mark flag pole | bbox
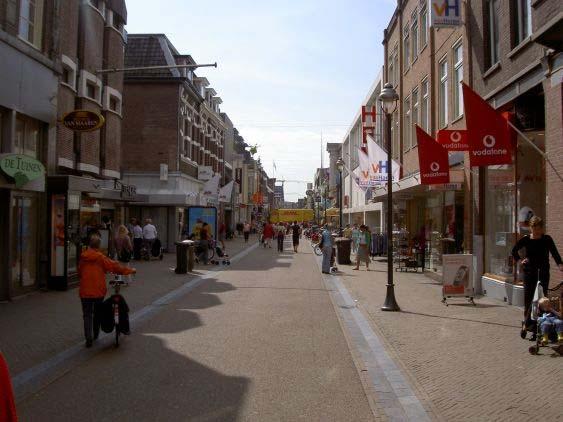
[507,120,563,182]
[507,120,546,158]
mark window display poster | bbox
[186,206,217,239]
[51,195,66,277]
[442,254,474,297]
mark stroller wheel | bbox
[528,345,539,355]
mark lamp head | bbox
[378,82,399,115]
[336,157,344,172]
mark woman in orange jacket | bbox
[79,235,136,347]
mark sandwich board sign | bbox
[442,254,475,305]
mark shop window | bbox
[15,115,40,159]
[484,133,545,281]
[453,42,463,119]
[439,57,448,128]
[18,0,44,49]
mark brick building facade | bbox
[379,0,471,276]
[467,0,563,301]
[47,0,133,290]
[121,34,230,250]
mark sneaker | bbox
[558,332,563,343]
[540,334,549,346]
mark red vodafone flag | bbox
[416,125,450,185]
[437,130,469,151]
[462,83,513,166]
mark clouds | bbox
[126,0,395,200]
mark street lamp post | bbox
[336,157,344,236]
[323,186,328,225]
[379,83,400,312]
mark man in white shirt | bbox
[131,218,143,260]
[142,219,158,253]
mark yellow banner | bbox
[270,209,315,223]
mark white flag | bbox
[357,149,375,188]
[367,136,400,184]
[218,180,234,203]
[202,174,220,197]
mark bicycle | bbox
[108,274,130,348]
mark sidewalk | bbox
[334,258,562,421]
[0,235,253,377]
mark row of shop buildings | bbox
[326,0,562,305]
[0,0,273,300]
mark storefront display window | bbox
[484,133,545,282]
[11,193,37,290]
[51,195,66,277]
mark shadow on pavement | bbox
[18,276,250,422]
[400,310,521,329]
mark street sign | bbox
[0,154,45,188]
[62,110,105,132]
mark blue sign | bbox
[186,206,217,239]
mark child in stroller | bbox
[140,238,164,261]
[527,281,563,355]
[537,297,563,345]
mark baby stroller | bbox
[527,280,563,355]
[141,238,164,261]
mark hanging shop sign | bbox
[430,0,462,28]
[62,110,105,132]
[0,154,45,188]
[198,166,213,181]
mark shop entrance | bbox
[10,193,38,294]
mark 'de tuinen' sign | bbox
[62,110,105,132]
[0,154,45,188]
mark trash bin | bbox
[175,240,194,274]
[335,237,352,265]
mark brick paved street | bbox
[336,258,563,422]
[0,236,252,377]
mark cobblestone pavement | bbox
[0,236,252,376]
[336,258,562,422]
[16,240,374,421]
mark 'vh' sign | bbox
[430,0,462,27]
[361,105,376,151]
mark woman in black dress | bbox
[512,216,563,322]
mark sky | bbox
[126,0,396,201]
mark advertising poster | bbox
[187,206,217,239]
[51,195,66,277]
[442,254,473,297]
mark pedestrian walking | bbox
[243,221,251,243]
[263,221,274,248]
[131,218,143,260]
[354,225,371,271]
[320,224,333,274]
[78,235,135,348]
[142,218,158,252]
[290,220,301,253]
[276,222,286,252]
[198,222,210,265]
[0,351,17,422]
[511,216,563,325]
[351,224,360,254]
[114,224,133,284]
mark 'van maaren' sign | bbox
[0,154,45,188]
[62,110,105,132]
